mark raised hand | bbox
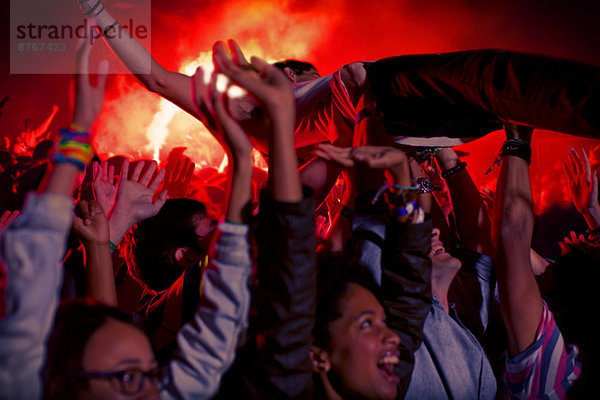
[72,38,109,131]
[92,160,117,215]
[212,40,295,129]
[112,159,167,223]
[564,147,600,230]
[72,199,109,245]
[212,39,299,202]
[163,155,195,199]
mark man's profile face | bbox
[294,68,320,83]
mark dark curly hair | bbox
[313,251,384,348]
[121,198,209,292]
[273,59,318,75]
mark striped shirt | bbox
[502,302,582,399]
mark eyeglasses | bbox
[78,366,169,395]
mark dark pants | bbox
[366,50,599,140]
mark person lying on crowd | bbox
[0,39,253,400]
[493,124,585,398]
[75,1,600,178]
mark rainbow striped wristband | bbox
[52,128,94,170]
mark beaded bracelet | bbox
[52,128,94,171]
[441,161,467,179]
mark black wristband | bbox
[441,161,467,179]
[501,138,531,164]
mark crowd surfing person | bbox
[76,0,599,154]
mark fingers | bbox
[315,143,354,167]
[213,86,235,130]
[149,168,166,192]
[581,147,592,182]
[140,161,157,186]
[76,37,92,78]
[102,159,109,181]
[130,160,144,181]
[154,189,168,210]
[213,41,261,93]
[0,210,10,225]
[93,161,101,181]
[213,41,232,75]
[184,160,195,184]
[562,161,574,181]
[96,59,110,92]
[75,200,92,225]
[228,39,250,67]
[120,159,130,183]
[191,66,206,115]
[568,147,583,175]
[108,165,114,185]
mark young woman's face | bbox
[326,283,401,400]
[80,318,160,400]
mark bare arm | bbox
[73,200,117,305]
[493,125,543,357]
[78,3,199,120]
[437,147,493,255]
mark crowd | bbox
[1,2,600,400]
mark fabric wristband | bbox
[394,200,418,217]
[52,128,94,171]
